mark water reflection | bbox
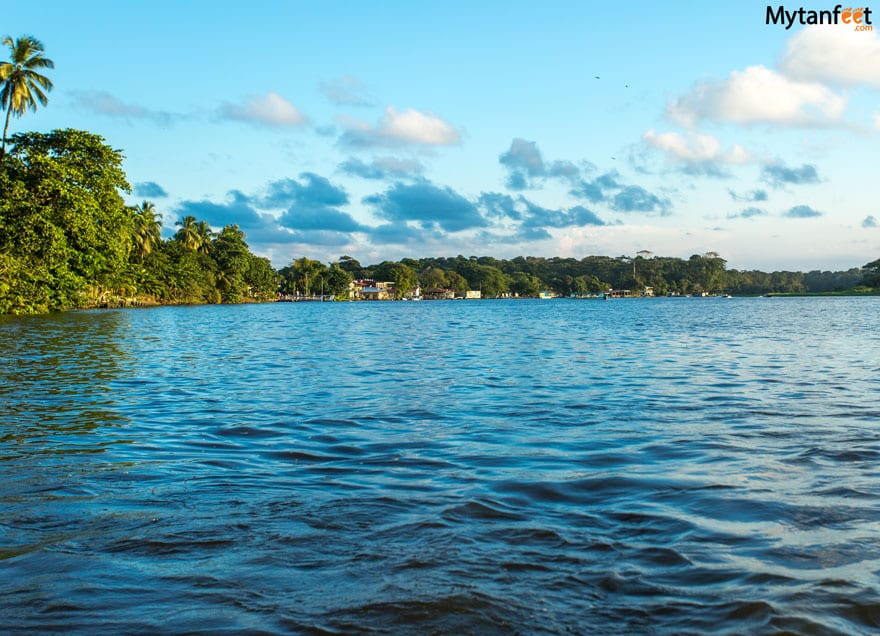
[0,309,132,455]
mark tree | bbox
[174,215,201,250]
[245,255,278,300]
[509,271,541,297]
[154,239,218,304]
[1,35,54,159]
[288,257,327,296]
[418,266,449,290]
[325,263,353,299]
[863,258,880,288]
[445,271,468,297]
[456,261,509,297]
[212,225,250,302]
[130,200,162,263]
[372,261,418,298]
[0,129,132,311]
[389,263,418,298]
[195,220,214,253]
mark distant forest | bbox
[280,253,879,300]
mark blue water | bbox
[2,298,880,634]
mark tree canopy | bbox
[0,129,277,313]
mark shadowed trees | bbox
[863,259,880,288]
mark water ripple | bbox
[2,298,880,633]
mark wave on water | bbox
[1,298,879,633]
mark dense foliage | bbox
[296,254,878,299]
[0,129,276,314]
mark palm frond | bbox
[0,34,54,125]
[25,57,53,70]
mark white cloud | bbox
[222,92,307,126]
[643,130,751,164]
[339,106,462,147]
[782,23,880,88]
[380,106,461,145]
[668,65,847,127]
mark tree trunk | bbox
[1,103,12,159]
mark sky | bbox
[5,0,880,271]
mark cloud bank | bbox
[781,23,880,88]
[668,65,846,128]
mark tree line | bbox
[278,253,878,300]
[0,127,875,314]
[0,129,277,313]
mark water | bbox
[2,297,879,634]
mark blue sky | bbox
[6,1,880,270]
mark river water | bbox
[1,297,879,634]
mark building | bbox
[350,279,396,300]
[423,287,455,300]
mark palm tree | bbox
[131,201,163,262]
[174,215,201,250]
[195,220,214,253]
[0,35,54,159]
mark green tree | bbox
[195,220,214,253]
[325,262,353,299]
[245,255,278,300]
[445,270,468,297]
[1,35,54,159]
[390,263,418,298]
[130,200,162,263]
[419,266,449,290]
[456,260,509,297]
[155,240,218,304]
[174,215,201,250]
[0,129,132,311]
[289,257,327,296]
[372,261,418,298]
[212,224,249,302]
[862,258,880,288]
[337,255,363,277]
[509,271,541,297]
